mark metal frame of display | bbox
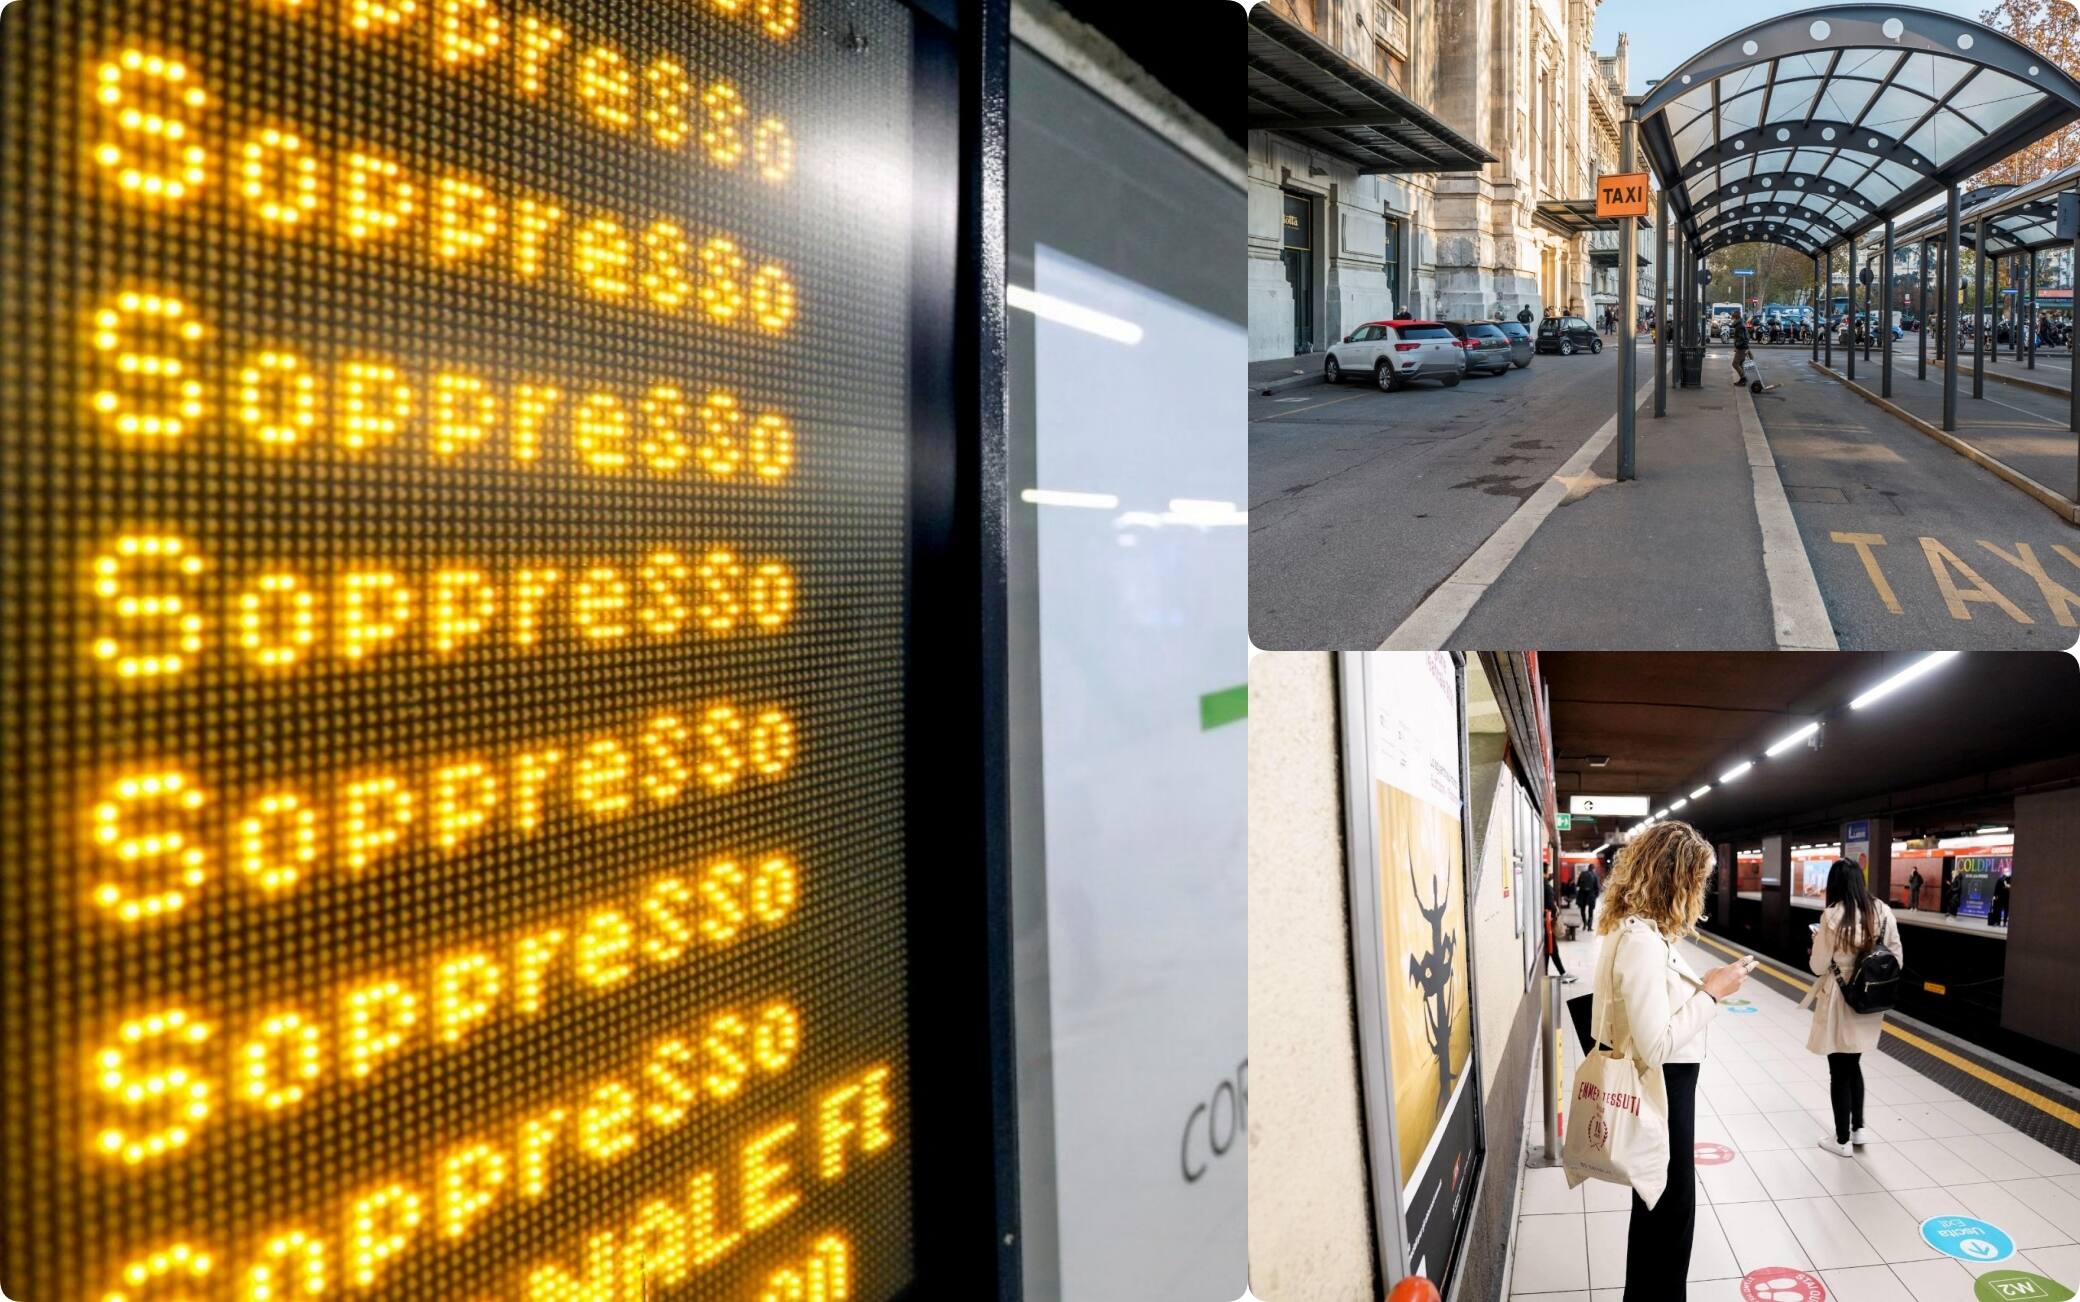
[901,0,1023,1297]
[1337,652,1487,1292]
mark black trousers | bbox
[1828,1052,1865,1143]
[1624,1062,1698,1302]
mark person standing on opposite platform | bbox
[1905,865,1922,910]
[1593,822,1755,1302]
[1805,860,1903,1156]
[1989,872,2011,927]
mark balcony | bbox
[1373,0,1409,58]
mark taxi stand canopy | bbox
[1631,5,2080,465]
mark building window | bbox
[1382,214,1403,306]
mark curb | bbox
[1926,354,2071,401]
[1810,361,2080,525]
[1254,370,1325,396]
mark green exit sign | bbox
[1557,814,1572,831]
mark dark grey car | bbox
[1497,320,1534,369]
[1443,321,1514,376]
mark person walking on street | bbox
[1730,313,1752,385]
[1905,866,1922,911]
[1518,303,1535,328]
[1804,860,1903,1156]
[1989,873,2011,927]
[1593,821,1754,1301]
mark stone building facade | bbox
[1249,0,1653,360]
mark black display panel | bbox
[0,0,941,1296]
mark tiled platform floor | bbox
[1510,931,2080,1301]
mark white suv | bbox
[1324,320,1467,391]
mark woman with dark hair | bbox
[1805,859,1903,1156]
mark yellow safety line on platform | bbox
[1691,932,2080,1130]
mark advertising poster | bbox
[1368,653,1479,1284]
[1953,857,2012,919]
[1844,820,1872,880]
[1799,858,1832,899]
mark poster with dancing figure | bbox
[1364,652,1480,1285]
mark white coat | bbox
[1802,901,1903,1056]
[1594,916,1716,1068]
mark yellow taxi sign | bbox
[1596,172,1652,218]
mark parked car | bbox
[1535,315,1603,356]
[1324,320,1466,390]
[1497,320,1534,368]
[1442,320,1515,376]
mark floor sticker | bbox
[1740,1265,1826,1301]
[1695,1142,1738,1165]
[1975,1272,2075,1301]
[1724,1003,1759,1014]
[1922,1215,2016,1263]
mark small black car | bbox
[1535,316,1603,356]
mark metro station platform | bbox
[1737,893,2013,939]
[1510,930,2080,1302]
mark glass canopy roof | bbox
[1638,6,2080,259]
[1893,162,2080,256]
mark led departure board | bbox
[0,0,939,1296]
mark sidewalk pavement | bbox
[1818,354,2080,522]
[1387,344,1832,650]
[1250,351,1328,395]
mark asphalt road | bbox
[1248,341,1629,649]
[1753,358,2080,648]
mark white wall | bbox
[1247,652,1374,1301]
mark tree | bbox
[1973,1,2080,188]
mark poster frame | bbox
[1337,652,1488,1291]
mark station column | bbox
[1714,840,1737,931]
[1840,816,1894,908]
[2006,788,2080,1056]
[1759,834,1792,950]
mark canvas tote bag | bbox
[1562,928,1672,1209]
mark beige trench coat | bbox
[1801,901,1904,1055]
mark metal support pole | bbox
[1918,238,1929,380]
[1618,111,1638,481]
[2028,252,2037,371]
[1655,189,1668,417]
[2070,217,2079,441]
[1542,972,1562,1162]
[1944,183,1960,431]
[1846,233,1857,381]
[1812,256,1820,361]
[1824,246,1834,369]
[1882,219,1894,398]
[1974,217,1987,400]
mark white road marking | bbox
[1381,376,1653,650]
[1737,387,1839,650]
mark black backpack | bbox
[1836,912,1901,1013]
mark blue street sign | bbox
[1734,269,1755,276]
[1922,1216,2016,1263]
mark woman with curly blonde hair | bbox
[1592,821,1757,1300]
